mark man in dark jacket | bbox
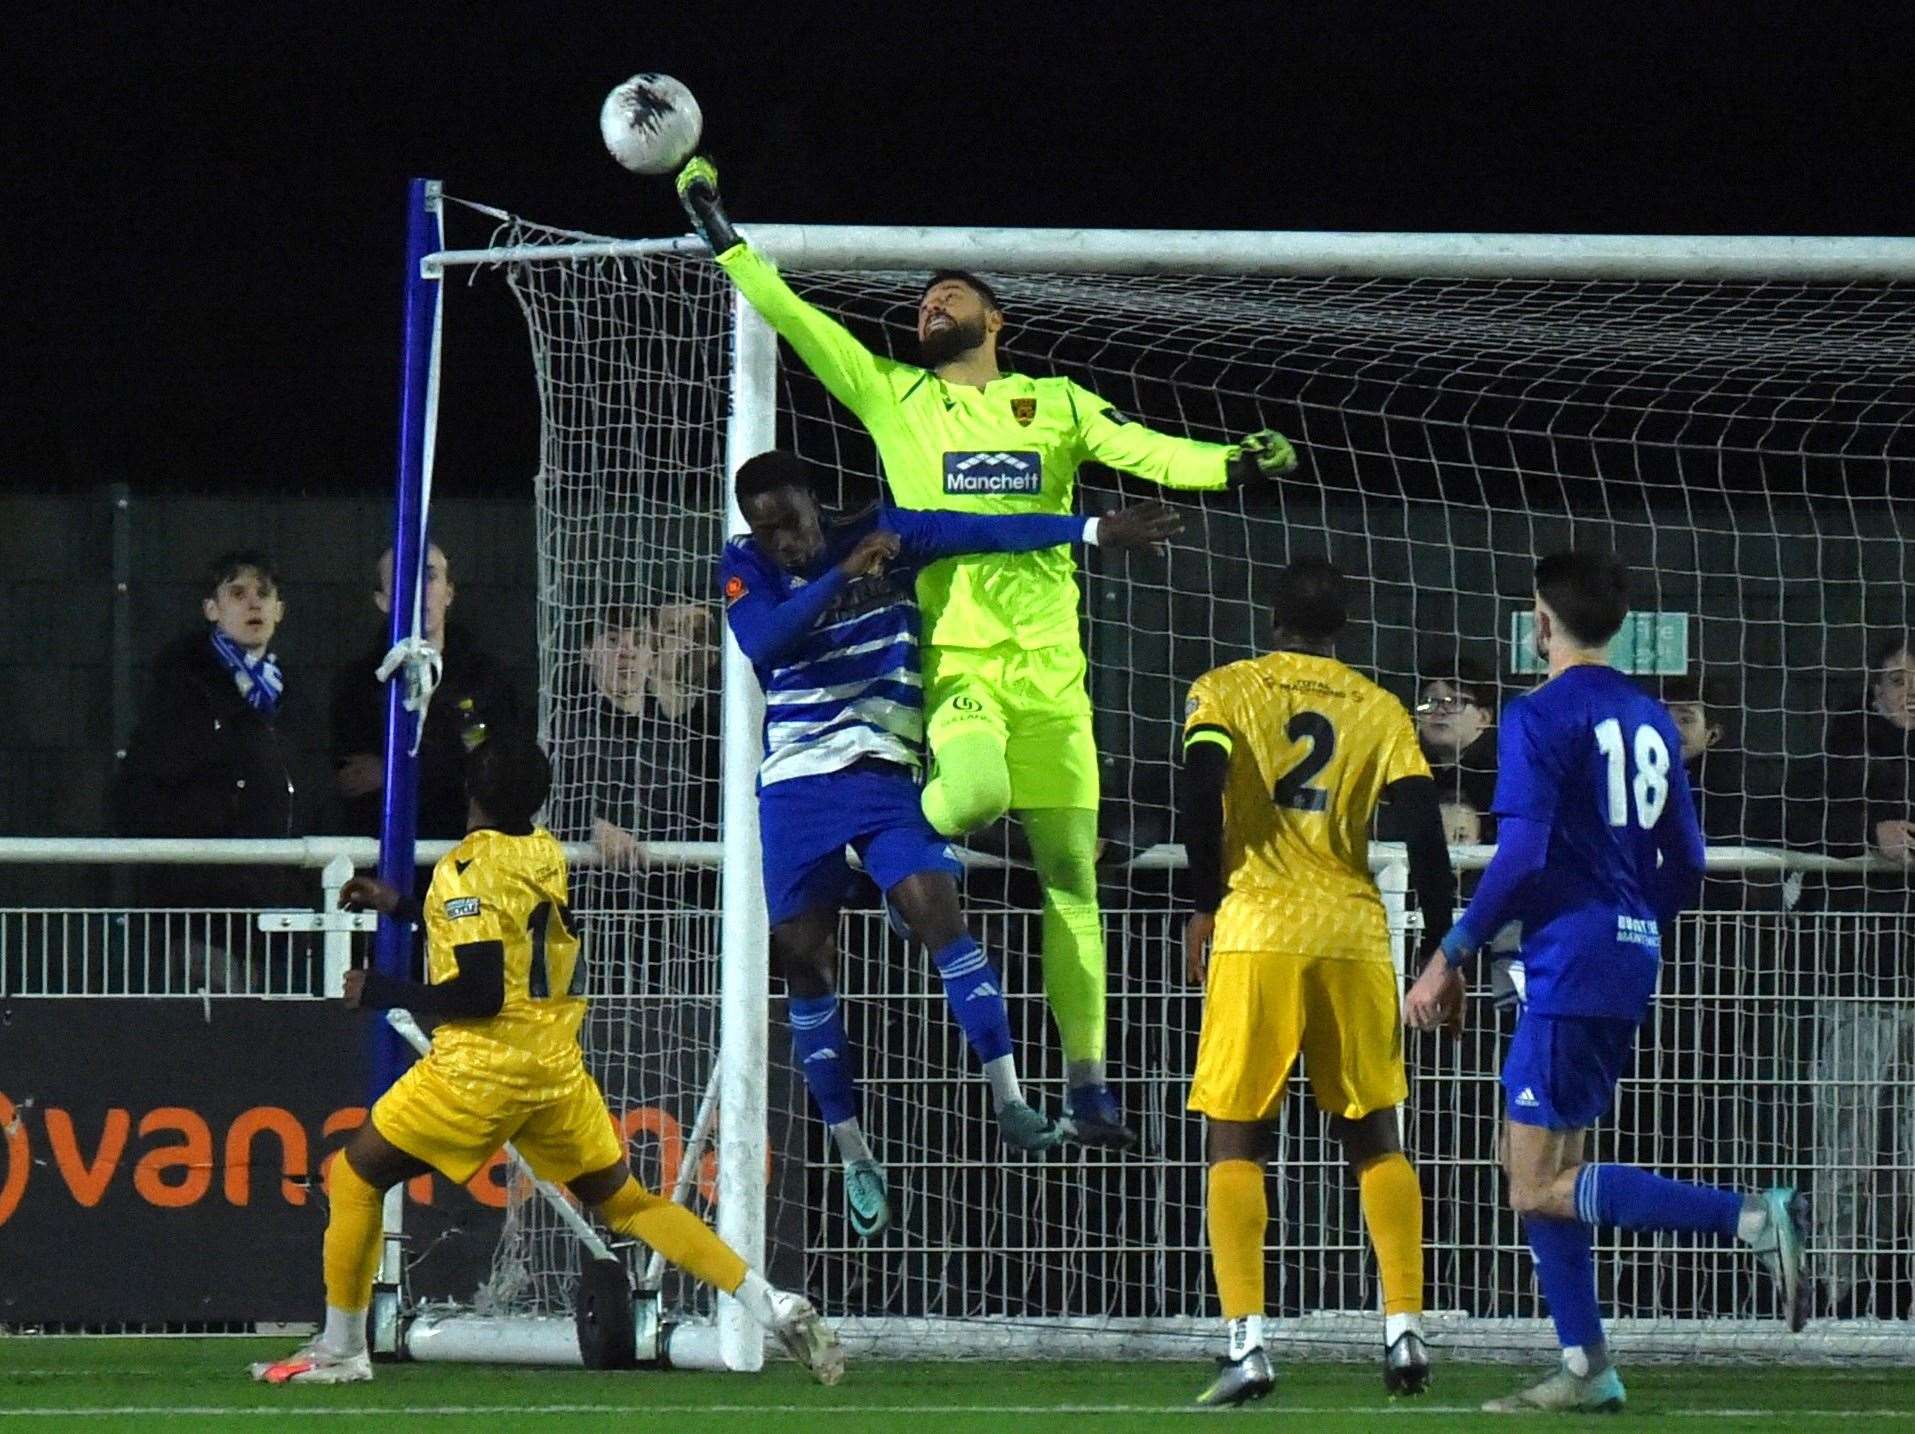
[330,542,523,841]
[114,551,303,973]
[1805,633,1915,1317]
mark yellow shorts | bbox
[1187,952,1407,1122]
[371,1054,625,1187]
[923,643,1099,810]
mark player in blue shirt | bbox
[722,449,1180,1238]
[1405,550,1809,1414]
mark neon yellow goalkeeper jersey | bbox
[718,243,1232,650]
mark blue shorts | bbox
[758,762,961,927]
[1502,1011,1638,1131]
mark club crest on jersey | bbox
[445,897,481,919]
[723,575,747,604]
[944,450,1042,496]
[1010,397,1036,426]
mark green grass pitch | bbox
[3,1339,1913,1431]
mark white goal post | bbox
[419,207,1915,1369]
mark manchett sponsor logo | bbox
[944,450,1042,495]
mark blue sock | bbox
[1525,1215,1604,1352]
[932,935,1012,1065]
[1575,1163,1743,1240]
[787,993,858,1127]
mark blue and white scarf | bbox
[209,629,284,715]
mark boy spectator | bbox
[113,551,303,978]
[1657,672,1787,910]
[1410,657,1500,846]
[552,601,722,872]
[330,542,523,840]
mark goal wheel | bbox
[576,1257,637,1369]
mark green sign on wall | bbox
[1508,610,1690,676]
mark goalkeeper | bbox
[679,159,1299,1145]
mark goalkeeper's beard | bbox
[919,315,989,369]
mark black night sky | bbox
[8,4,1911,499]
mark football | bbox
[599,73,703,176]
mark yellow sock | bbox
[1207,1158,1267,1319]
[1356,1152,1424,1317]
[599,1176,747,1294]
[322,1154,386,1313]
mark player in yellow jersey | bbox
[250,737,842,1386]
[677,158,1299,1145]
[1180,560,1461,1406]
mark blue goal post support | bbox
[370,177,445,1103]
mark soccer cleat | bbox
[1062,1083,1140,1151]
[1482,1364,1625,1414]
[1383,1329,1432,1396]
[766,1289,846,1386]
[995,1099,1065,1152]
[248,1342,372,1385]
[1749,1185,1812,1333]
[844,1157,891,1239]
[1194,1347,1275,1407]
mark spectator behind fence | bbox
[331,542,523,841]
[1410,657,1500,847]
[552,602,722,870]
[1806,632,1915,1317]
[112,551,304,978]
[1657,672,1787,910]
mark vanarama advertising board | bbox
[0,1000,720,1323]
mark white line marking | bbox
[0,1405,1909,1421]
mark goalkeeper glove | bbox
[1225,428,1299,484]
[676,156,742,256]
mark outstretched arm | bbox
[677,157,893,419]
[884,502,1183,564]
[1070,383,1299,492]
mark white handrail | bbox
[0,836,1895,875]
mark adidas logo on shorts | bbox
[1514,1087,1540,1108]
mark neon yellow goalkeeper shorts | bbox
[923,642,1100,811]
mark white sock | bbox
[1736,1196,1768,1243]
[1563,1345,1590,1377]
[733,1270,779,1329]
[1385,1312,1422,1346]
[1066,1058,1105,1090]
[984,1055,1024,1110]
[828,1118,874,1166]
[322,1304,366,1356]
[1227,1313,1264,1360]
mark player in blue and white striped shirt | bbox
[721,450,1180,1238]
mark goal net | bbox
[440,204,1915,1365]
